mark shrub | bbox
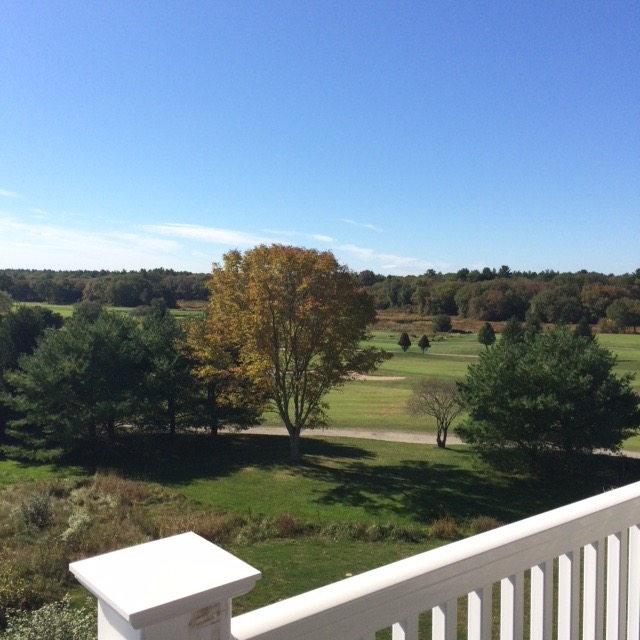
[18,491,52,529]
[432,315,452,333]
[466,515,502,536]
[429,515,461,540]
[3,599,96,640]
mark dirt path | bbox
[247,426,640,458]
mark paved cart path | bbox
[247,426,640,458]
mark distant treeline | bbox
[0,268,209,308]
[1,266,640,328]
[356,266,640,328]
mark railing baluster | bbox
[628,525,640,640]
[468,585,492,640]
[583,540,605,640]
[392,615,419,640]
[432,599,457,640]
[558,548,580,639]
[530,561,553,640]
[500,573,524,640]
[606,530,628,640]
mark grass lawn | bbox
[2,431,640,629]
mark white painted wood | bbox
[468,585,492,640]
[628,525,640,640]
[500,573,523,640]
[530,561,553,640]
[70,532,260,640]
[606,530,628,640]
[583,540,606,640]
[432,599,457,640]
[558,549,580,639]
[392,614,419,640]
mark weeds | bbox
[18,491,52,530]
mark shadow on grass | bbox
[60,431,375,487]
[47,431,640,527]
[299,450,640,524]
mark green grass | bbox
[2,431,639,626]
[263,330,640,442]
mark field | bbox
[2,432,639,619]
[262,329,640,450]
[2,306,640,634]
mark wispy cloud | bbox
[142,223,272,247]
[30,208,49,219]
[0,217,205,271]
[0,189,21,199]
[338,243,449,274]
[340,218,383,233]
[262,228,334,243]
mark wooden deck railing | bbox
[71,480,640,640]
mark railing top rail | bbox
[232,479,640,640]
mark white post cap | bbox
[70,532,261,630]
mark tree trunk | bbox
[289,428,302,462]
[207,382,218,438]
[168,396,176,438]
[437,424,447,448]
[106,417,116,442]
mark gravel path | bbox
[247,426,640,458]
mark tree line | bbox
[361,266,640,329]
[0,268,209,308]
[2,266,640,330]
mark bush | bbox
[3,599,96,640]
[432,315,452,333]
[466,515,502,536]
[429,515,461,540]
[18,491,52,529]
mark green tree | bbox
[137,301,197,437]
[501,317,524,344]
[477,322,496,349]
[432,314,452,333]
[0,291,12,314]
[407,378,463,448]
[204,245,390,460]
[457,326,640,473]
[573,317,594,340]
[0,306,64,440]
[607,298,640,333]
[397,332,412,352]
[7,309,146,449]
[417,334,430,353]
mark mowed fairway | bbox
[261,329,640,446]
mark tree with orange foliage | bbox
[204,245,390,460]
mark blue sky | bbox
[1,1,638,276]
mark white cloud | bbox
[142,223,272,247]
[337,243,449,275]
[340,218,383,233]
[262,228,334,243]
[0,217,208,271]
[30,208,50,219]
[0,189,21,199]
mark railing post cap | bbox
[70,532,261,629]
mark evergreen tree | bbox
[477,322,496,349]
[398,332,412,352]
[417,334,431,353]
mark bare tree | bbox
[407,378,463,448]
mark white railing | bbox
[71,480,640,640]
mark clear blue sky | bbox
[1,1,638,276]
